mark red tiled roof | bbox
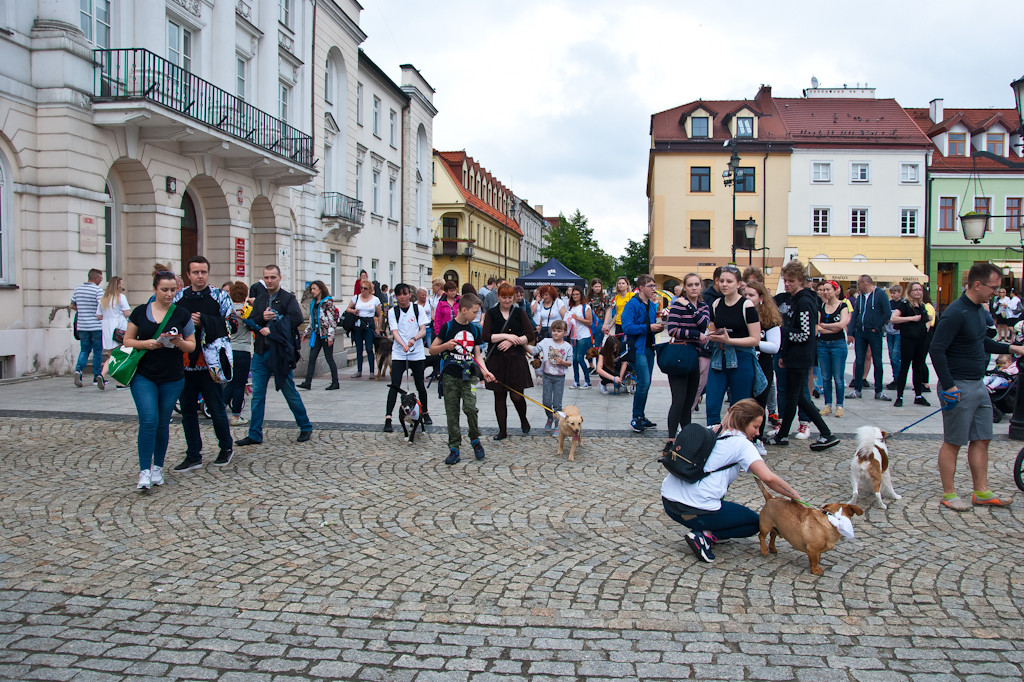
[651,95,787,142]
[905,107,1024,172]
[434,150,522,236]
[771,97,932,147]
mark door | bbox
[936,263,955,314]
[180,192,198,285]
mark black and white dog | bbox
[395,387,426,443]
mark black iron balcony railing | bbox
[93,48,314,169]
[322,192,364,223]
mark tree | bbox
[536,210,615,284]
[618,234,650,284]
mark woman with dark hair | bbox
[587,278,608,371]
[483,283,536,439]
[890,281,931,408]
[744,280,782,451]
[665,272,710,439]
[513,285,530,315]
[705,265,761,427]
[299,280,339,390]
[567,287,594,389]
[354,269,370,296]
[347,280,382,378]
[532,284,566,340]
[124,268,196,491]
[223,281,253,426]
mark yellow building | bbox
[432,151,522,289]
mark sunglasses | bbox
[720,266,740,274]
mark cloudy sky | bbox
[359,0,1021,259]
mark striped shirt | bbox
[71,282,103,331]
[666,297,710,343]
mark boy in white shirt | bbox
[383,283,433,432]
[534,320,573,432]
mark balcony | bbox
[433,237,475,258]
[92,48,315,185]
[321,192,364,241]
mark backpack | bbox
[659,423,736,483]
[390,303,420,330]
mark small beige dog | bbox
[556,405,584,461]
[849,425,901,510]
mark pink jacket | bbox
[433,295,459,332]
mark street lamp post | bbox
[723,140,745,265]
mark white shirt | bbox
[351,294,378,318]
[535,338,573,376]
[389,304,430,360]
[100,293,130,350]
[660,429,762,511]
[568,304,592,340]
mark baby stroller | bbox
[986,367,1018,423]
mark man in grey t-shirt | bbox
[71,268,105,389]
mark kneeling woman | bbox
[661,399,802,563]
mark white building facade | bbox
[515,201,549,275]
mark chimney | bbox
[534,204,543,215]
[929,98,944,124]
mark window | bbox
[371,258,378,282]
[900,163,920,183]
[689,220,711,249]
[103,183,116,277]
[355,159,362,200]
[736,167,755,193]
[328,251,339,300]
[733,220,753,250]
[938,197,956,231]
[690,166,710,192]
[987,133,1005,156]
[900,209,918,236]
[388,177,396,219]
[812,162,831,183]
[948,132,966,156]
[372,170,381,214]
[356,82,363,125]
[850,209,868,235]
[389,109,397,147]
[389,261,395,288]
[850,162,870,183]
[372,96,381,137]
[278,82,290,123]
[236,56,247,100]
[167,20,192,72]
[812,208,830,235]
[80,0,111,48]
[1007,198,1022,232]
[691,116,709,138]
[0,160,10,281]
[736,117,753,138]
[279,0,291,27]
[324,59,333,105]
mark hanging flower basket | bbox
[959,212,990,243]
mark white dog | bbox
[849,425,901,510]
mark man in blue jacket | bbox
[621,274,664,432]
[847,274,892,401]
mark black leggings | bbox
[493,386,529,435]
[667,369,700,438]
[386,359,428,417]
[895,335,927,398]
[778,367,831,439]
[304,337,339,385]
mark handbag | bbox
[340,310,357,334]
[484,307,516,362]
[656,341,699,376]
[107,304,177,386]
[73,312,80,341]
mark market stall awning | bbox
[808,260,928,283]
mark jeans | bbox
[663,497,760,540]
[179,370,234,458]
[667,369,700,438]
[817,339,848,407]
[631,346,655,420]
[542,373,566,412]
[222,350,251,415]
[386,358,428,417]
[572,337,593,386]
[705,351,755,426]
[887,332,901,382]
[130,374,184,471]
[75,329,103,377]
[854,330,884,392]
[442,374,479,449]
[247,352,312,441]
[303,337,339,385]
[778,367,832,440]
[353,322,376,373]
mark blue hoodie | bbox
[621,294,659,353]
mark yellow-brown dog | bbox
[556,405,583,461]
[755,478,863,575]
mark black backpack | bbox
[659,423,736,483]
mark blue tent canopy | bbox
[516,258,586,290]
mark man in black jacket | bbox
[236,265,313,446]
[847,274,892,400]
[765,259,839,451]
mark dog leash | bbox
[490,376,565,419]
[890,398,957,438]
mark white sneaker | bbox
[753,439,767,456]
[568,382,579,390]
[150,466,164,486]
[794,422,811,440]
[600,384,609,394]
[137,469,151,491]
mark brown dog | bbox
[755,478,863,575]
[585,346,600,361]
[556,405,583,461]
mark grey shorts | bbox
[940,378,992,446]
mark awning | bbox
[808,260,928,283]
[992,261,1024,278]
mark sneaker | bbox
[74,371,83,387]
[764,434,789,447]
[886,381,897,390]
[893,397,903,407]
[863,380,871,389]
[235,436,261,446]
[809,434,841,451]
[213,449,233,466]
[581,383,591,389]
[753,439,767,457]
[630,418,645,433]
[768,413,780,427]
[471,438,485,460]
[600,384,609,394]
[921,386,931,393]
[642,417,657,429]
[875,392,891,401]
[684,531,715,563]
[939,496,972,512]
[96,375,107,391]
[137,469,151,491]
[383,418,393,433]
[173,457,202,472]
[812,388,821,399]
[588,366,596,375]
[794,423,811,440]
[229,415,248,427]
[569,382,579,390]
[835,406,844,418]
[297,431,312,443]
[422,413,433,426]
[972,493,1012,506]
[552,428,560,438]
[115,385,130,391]
[846,390,862,399]
[445,448,461,465]
[914,396,931,407]
[545,418,553,432]
[819,405,832,416]
[150,466,164,486]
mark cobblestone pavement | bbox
[0,416,1022,680]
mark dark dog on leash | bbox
[395,387,426,443]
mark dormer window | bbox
[948,132,966,157]
[736,117,754,138]
[691,116,709,138]
[987,132,1005,156]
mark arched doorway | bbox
[180,192,198,285]
[443,269,459,287]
